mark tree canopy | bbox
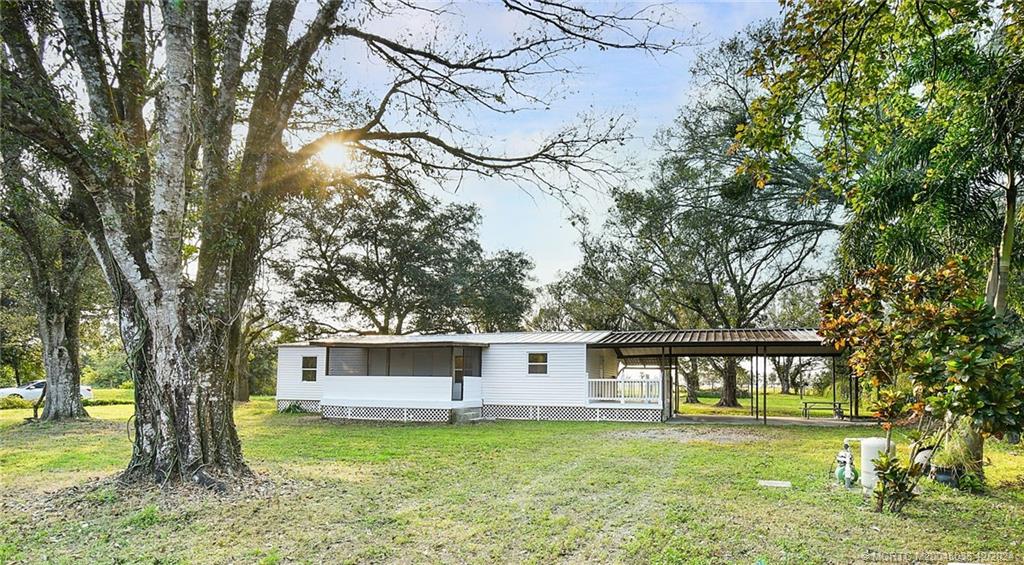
[741,0,1023,316]
[279,189,534,336]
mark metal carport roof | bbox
[591,328,837,357]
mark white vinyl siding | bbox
[481,343,589,406]
[276,346,326,401]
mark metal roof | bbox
[288,331,611,348]
[281,328,835,356]
[592,328,836,357]
[596,328,823,346]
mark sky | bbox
[314,1,785,287]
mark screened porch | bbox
[320,343,485,409]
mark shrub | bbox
[873,452,918,513]
[0,396,133,410]
[280,403,305,414]
[957,472,985,494]
[81,398,134,407]
[80,345,131,388]
[820,259,1024,513]
[0,396,33,410]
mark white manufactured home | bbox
[275,329,833,423]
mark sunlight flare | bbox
[317,142,352,170]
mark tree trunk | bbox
[84,228,249,486]
[119,299,248,487]
[37,306,87,420]
[228,317,250,402]
[964,172,1015,480]
[715,357,741,407]
[984,246,1000,308]
[682,357,700,403]
[956,415,985,478]
[1,144,90,420]
[993,170,1016,316]
[233,366,251,403]
[776,358,792,395]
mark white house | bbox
[275,331,667,423]
[275,328,832,423]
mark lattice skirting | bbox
[321,405,451,423]
[276,399,321,413]
[482,404,663,423]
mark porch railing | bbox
[588,379,661,404]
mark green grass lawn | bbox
[90,387,135,403]
[674,391,860,418]
[1,395,1022,564]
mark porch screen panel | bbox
[327,347,367,376]
[390,347,450,376]
[367,348,388,376]
[433,347,452,376]
[390,349,414,375]
[413,349,433,376]
[464,347,481,376]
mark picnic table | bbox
[802,401,845,419]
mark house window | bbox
[301,356,317,382]
[527,352,548,375]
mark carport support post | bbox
[854,375,860,418]
[752,353,759,419]
[762,349,767,425]
[673,359,679,412]
[749,356,754,417]
[831,357,837,407]
[848,364,854,418]
[749,358,754,417]
[661,347,670,421]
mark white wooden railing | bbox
[588,379,661,404]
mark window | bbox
[527,352,548,375]
[301,356,317,382]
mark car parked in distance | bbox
[0,381,94,401]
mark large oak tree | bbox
[279,188,533,335]
[0,147,93,420]
[538,26,835,407]
[577,159,826,406]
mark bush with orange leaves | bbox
[819,258,1023,512]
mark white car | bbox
[0,380,94,401]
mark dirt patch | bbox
[0,472,303,518]
[6,416,124,433]
[608,427,769,444]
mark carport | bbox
[588,328,853,423]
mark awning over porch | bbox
[590,328,837,359]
